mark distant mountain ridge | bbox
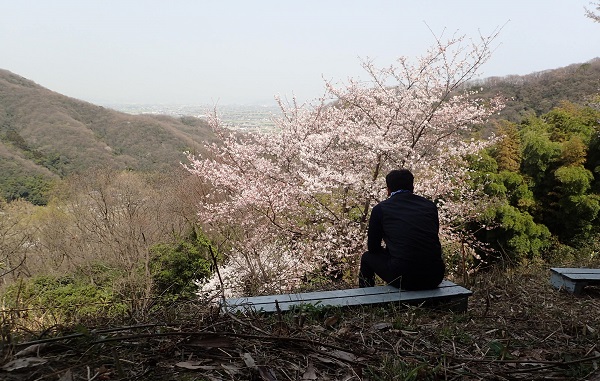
[470,57,600,122]
[0,69,215,203]
[1,58,599,204]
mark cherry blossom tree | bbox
[185,30,504,296]
[586,2,600,22]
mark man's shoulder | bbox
[378,193,437,207]
[411,193,436,204]
[394,193,438,209]
[371,201,384,212]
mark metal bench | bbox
[550,267,600,295]
[221,280,472,313]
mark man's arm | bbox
[367,204,385,254]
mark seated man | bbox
[359,169,445,290]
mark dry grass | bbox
[1,263,600,380]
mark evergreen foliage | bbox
[491,121,521,172]
[149,230,213,301]
[0,173,53,205]
[470,102,600,264]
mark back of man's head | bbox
[386,169,414,192]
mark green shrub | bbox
[1,275,127,325]
[149,233,213,301]
[0,173,54,205]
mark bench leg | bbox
[550,273,586,295]
[572,282,587,295]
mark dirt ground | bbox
[1,265,600,380]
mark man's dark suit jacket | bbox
[368,191,445,289]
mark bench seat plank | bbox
[558,273,600,281]
[550,267,600,295]
[551,268,600,275]
[225,280,458,307]
[222,280,472,313]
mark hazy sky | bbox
[1,1,599,106]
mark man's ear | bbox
[386,187,391,196]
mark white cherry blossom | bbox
[187,31,504,295]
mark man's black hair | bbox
[386,169,414,192]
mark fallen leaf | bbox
[15,344,47,358]
[527,348,548,361]
[58,370,74,381]
[335,326,352,336]
[372,322,392,331]
[400,330,418,335]
[221,363,242,376]
[175,361,217,370]
[302,363,318,380]
[310,350,359,366]
[97,365,111,376]
[324,316,339,328]
[2,357,48,372]
[242,353,256,368]
[329,350,357,362]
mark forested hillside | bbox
[472,57,600,123]
[0,69,214,204]
[1,48,599,381]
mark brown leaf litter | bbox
[1,264,600,380]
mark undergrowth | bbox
[1,259,600,380]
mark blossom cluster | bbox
[186,32,504,295]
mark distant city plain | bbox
[107,103,281,130]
